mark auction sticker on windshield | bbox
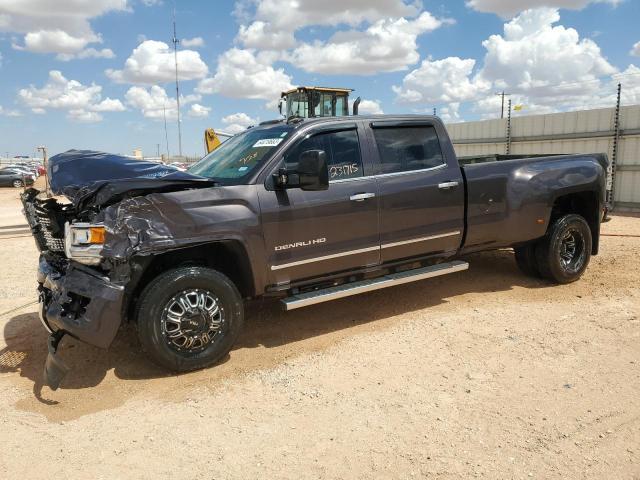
[253,138,283,148]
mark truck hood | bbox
[48,150,215,211]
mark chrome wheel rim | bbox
[559,228,585,274]
[161,289,225,353]
[12,180,22,188]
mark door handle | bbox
[350,192,376,202]
[438,181,459,190]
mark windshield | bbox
[189,125,293,181]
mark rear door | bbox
[257,123,380,285]
[367,120,464,263]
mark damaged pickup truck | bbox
[22,116,609,389]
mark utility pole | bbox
[506,99,512,155]
[172,8,183,157]
[37,146,49,195]
[608,82,622,210]
[157,143,160,158]
[163,103,170,160]
[496,91,511,119]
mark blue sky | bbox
[0,0,638,158]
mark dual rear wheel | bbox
[514,214,592,284]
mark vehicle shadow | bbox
[0,249,550,401]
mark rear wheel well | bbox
[125,241,254,323]
[550,191,600,254]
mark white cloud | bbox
[479,9,616,95]
[221,112,257,134]
[394,8,620,118]
[58,47,115,61]
[631,41,640,57]
[106,40,209,84]
[237,21,296,50]
[236,0,420,42]
[188,103,210,117]
[181,36,204,48]
[289,12,446,75]
[1,0,126,57]
[17,70,125,122]
[394,56,490,104]
[466,0,620,18]
[197,48,293,104]
[125,85,201,120]
[356,99,384,115]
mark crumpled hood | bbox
[48,150,215,211]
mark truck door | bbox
[258,123,380,285]
[367,120,464,263]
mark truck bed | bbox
[460,153,609,253]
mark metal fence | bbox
[446,104,640,211]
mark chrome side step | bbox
[281,260,469,311]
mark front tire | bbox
[136,266,244,372]
[535,214,592,284]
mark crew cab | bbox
[21,116,609,388]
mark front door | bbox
[367,122,465,263]
[258,125,380,285]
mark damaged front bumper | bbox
[38,256,125,389]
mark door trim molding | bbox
[271,246,380,271]
[381,230,461,250]
[270,230,461,270]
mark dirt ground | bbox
[0,183,638,480]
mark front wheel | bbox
[535,214,592,284]
[136,266,244,372]
[12,179,23,188]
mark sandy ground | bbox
[0,182,638,479]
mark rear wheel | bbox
[136,266,244,372]
[514,243,541,277]
[12,179,23,188]
[535,214,592,284]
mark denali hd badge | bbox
[275,238,326,251]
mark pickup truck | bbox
[21,116,609,388]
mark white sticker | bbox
[238,166,249,172]
[253,138,283,148]
[280,132,288,137]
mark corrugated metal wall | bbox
[446,105,640,210]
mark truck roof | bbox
[259,114,441,130]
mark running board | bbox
[281,260,469,311]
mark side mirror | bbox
[297,149,329,191]
[273,149,329,191]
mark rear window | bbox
[372,126,445,174]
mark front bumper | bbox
[38,256,125,349]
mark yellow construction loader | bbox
[204,87,360,154]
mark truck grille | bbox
[22,194,66,254]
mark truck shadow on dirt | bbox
[0,250,551,402]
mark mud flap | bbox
[44,331,69,391]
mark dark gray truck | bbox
[22,115,609,388]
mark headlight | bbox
[64,222,105,265]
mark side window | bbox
[284,129,363,181]
[372,126,445,174]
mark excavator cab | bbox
[279,87,360,120]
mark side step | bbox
[281,260,469,311]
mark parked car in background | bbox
[0,168,35,187]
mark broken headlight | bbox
[64,222,105,265]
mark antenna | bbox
[172,7,182,157]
